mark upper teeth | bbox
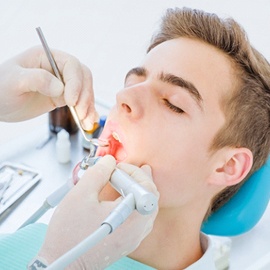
[112,132,121,142]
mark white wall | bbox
[0,1,269,269]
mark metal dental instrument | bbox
[36,27,108,147]
[0,173,13,203]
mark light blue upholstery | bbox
[0,223,47,270]
[201,156,270,236]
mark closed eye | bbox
[163,99,184,114]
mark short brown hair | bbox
[148,7,270,216]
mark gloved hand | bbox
[0,46,98,129]
[38,155,159,269]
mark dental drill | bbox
[45,156,158,270]
[19,153,158,269]
[75,156,158,216]
[19,144,158,228]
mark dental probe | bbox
[36,27,108,147]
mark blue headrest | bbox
[201,156,270,236]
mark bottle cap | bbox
[57,129,69,140]
[99,115,107,127]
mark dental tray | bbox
[0,162,41,216]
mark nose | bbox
[116,84,147,119]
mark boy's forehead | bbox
[145,37,233,72]
[143,37,236,102]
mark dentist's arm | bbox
[34,155,159,269]
[0,46,98,129]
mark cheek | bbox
[122,124,164,164]
[150,143,211,208]
[151,164,191,208]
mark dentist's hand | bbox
[0,46,98,129]
[38,155,159,269]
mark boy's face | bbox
[97,37,235,209]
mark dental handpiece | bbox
[19,156,158,229]
[46,158,158,270]
[110,168,157,215]
[77,156,158,215]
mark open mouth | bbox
[96,122,127,162]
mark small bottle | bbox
[56,129,71,163]
[49,106,78,134]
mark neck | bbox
[129,207,205,270]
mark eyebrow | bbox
[125,67,147,80]
[125,67,203,110]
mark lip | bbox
[96,120,127,162]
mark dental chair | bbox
[201,156,270,236]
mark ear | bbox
[209,148,253,186]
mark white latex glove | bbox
[38,155,159,269]
[0,46,98,129]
